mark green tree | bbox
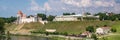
[0,18,5,34]
[1,16,17,23]
[63,13,71,15]
[47,15,55,21]
[91,34,98,40]
[110,15,116,21]
[114,14,120,20]
[111,28,117,32]
[117,14,120,20]
[63,12,76,15]
[9,16,17,23]
[37,13,47,20]
[71,12,76,15]
[85,12,91,15]
[95,12,107,21]
[86,26,95,33]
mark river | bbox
[0,35,50,40]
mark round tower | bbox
[17,10,23,24]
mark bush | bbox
[62,32,68,36]
[111,28,117,32]
[91,34,98,40]
[31,31,68,36]
[86,26,95,33]
[45,32,49,35]
[53,32,59,35]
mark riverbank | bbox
[9,32,84,40]
[5,21,120,40]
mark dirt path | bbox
[9,23,31,34]
[14,23,25,31]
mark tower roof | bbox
[18,10,23,17]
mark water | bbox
[0,36,50,40]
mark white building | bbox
[17,11,38,24]
[53,14,82,21]
[96,27,111,35]
[53,14,99,21]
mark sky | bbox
[0,0,120,17]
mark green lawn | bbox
[98,35,120,40]
[39,21,115,34]
[22,22,44,29]
[111,21,120,33]
[4,21,120,40]
[4,23,18,31]
[5,21,120,34]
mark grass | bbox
[22,22,44,30]
[4,21,120,40]
[98,35,120,40]
[38,21,115,34]
[4,21,120,34]
[4,23,18,31]
[110,21,120,33]
[49,36,66,40]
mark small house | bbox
[96,27,111,35]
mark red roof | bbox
[18,10,23,17]
[81,31,90,35]
[101,27,111,30]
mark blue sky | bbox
[0,0,120,17]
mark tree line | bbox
[0,16,17,34]
[37,12,120,21]
[94,12,120,21]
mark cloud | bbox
[28,0,52,12]
[61,0,115,7]
[94,0,114,7]
[27,0,120,15]
[28,0,44,12]
[29,0,42,11]
[44,2,52,11]
[80,0,92,7]
[45,0,120,14]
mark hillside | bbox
[41,21,117,34]
[4,21,120,34]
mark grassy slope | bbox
[98,35,120,40]
[13,21,118,34]
[22,22,44,30]
[40,21,115,34]
[4,21,120,40]
[5,21,120,34]
[111,21,120,33]
[108,35,120,40]
[4,23,18,31]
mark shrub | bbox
[91,34,98,40]
[111,28,117,32]
[86,26,95,33]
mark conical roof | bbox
[17,10,23,17]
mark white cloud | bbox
[27,0,120,15]
[28,0,52,12]
[44,2,51,11]
[61,0,80,7]
[94,0,114,7]
[48,0,118,11]
[61,0,115,7]
[80,0,92,7]
[29,0,43,11]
